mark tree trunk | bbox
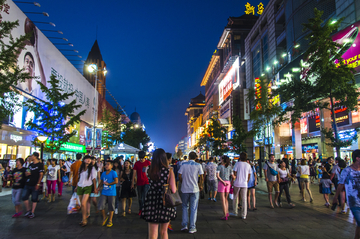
[329,95,340,158]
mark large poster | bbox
[3,1,97,124]
[85,127,92,150]
[95,128,102,150]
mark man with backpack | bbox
[263,154,280,208]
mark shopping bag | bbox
[62,175,69,183]
[229,186,234,200]
[67,192,81,214]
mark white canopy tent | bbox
[110,143,140,155]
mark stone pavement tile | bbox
[194,233,241,239]
[212,228,257,234]
[238,233,288,239]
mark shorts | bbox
[350,207,360,226]
[321,187,331,194]
[98,195,115,211]
[267,181,280,193]
[77,186,92,196]
[207,179,218,192]
[300,178,309,183]
[248,186,256,189]
[217,181,231,193]
[21,185,39,202]
[12,188,23,205]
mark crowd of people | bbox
[1,149,360,239]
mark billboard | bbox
[3,1,97,124]
[333,21,360,72]
[219,57,240,105]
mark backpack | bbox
[266,161,278,176]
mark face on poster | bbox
[3,1,98,124]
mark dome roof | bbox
[130,112,141,122]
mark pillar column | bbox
[292,122,302,159]
[274,125,281,159]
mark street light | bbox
[87,63,107,155]
[37,136,48,160]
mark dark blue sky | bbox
[17,0,269,153]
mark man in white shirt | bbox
[230,152,251,219]
[178,152,204,234]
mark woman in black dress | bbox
[119,160,134,217]
[141,148,176,239]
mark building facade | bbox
[185,93,205,151]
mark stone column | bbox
[292,122,302,159]
[274,125,281,159]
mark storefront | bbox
[44,141,87,160]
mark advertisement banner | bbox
[333,21,360,72]
[95,128,102,150]
[219,57,240,105]
[220,99,231,119]
[243,89,250,120]
[3,1,97,124]
[85,127,92,150]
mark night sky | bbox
[16,0,269,153]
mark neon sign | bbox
[219,58,240,105]
[245,2,264,15]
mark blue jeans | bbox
[181,192,200,230]
[137,184,150,210]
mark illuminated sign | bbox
[339,129,357,141]
[333,21,360,72]
[220,100,231,119]
[244,89,250,120]
[245,2,264,15]
[10,134,23,142]
[219,58,240,105]
[300,118,308,134]
[308,107,350,133]
[60,142,86,153]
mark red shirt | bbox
[133,160,151,186]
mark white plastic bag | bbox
[67,192,80,214]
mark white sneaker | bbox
[115,208,118,215]
[241,216,246,220]
[189,228,197,234]
[181,226,188,232]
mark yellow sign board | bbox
[245,2,264,15]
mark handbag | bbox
[266,161,278,176]
[163,169,182,208]
[130,188,137,197]
[62,175,69,183]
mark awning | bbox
[219,118,229,125]
[109,143,140,154]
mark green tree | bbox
[25,74,86,156]
[121,122,151,151]
[0,0,32,127]
[100,106,123,149]
[208,118,227,157]
[302,9,359,157]
[177,148,183,159]
[230,115,253,155]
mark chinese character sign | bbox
[245,2,264,15]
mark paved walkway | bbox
[0,179,356,239]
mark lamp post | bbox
[37,136,48,160]
[87,64,107,155]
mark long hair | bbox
[91,156,98,171]
[122,160,132,172]
[79,155,93,180]
[148,148,169,181]
[222,155,230,168]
